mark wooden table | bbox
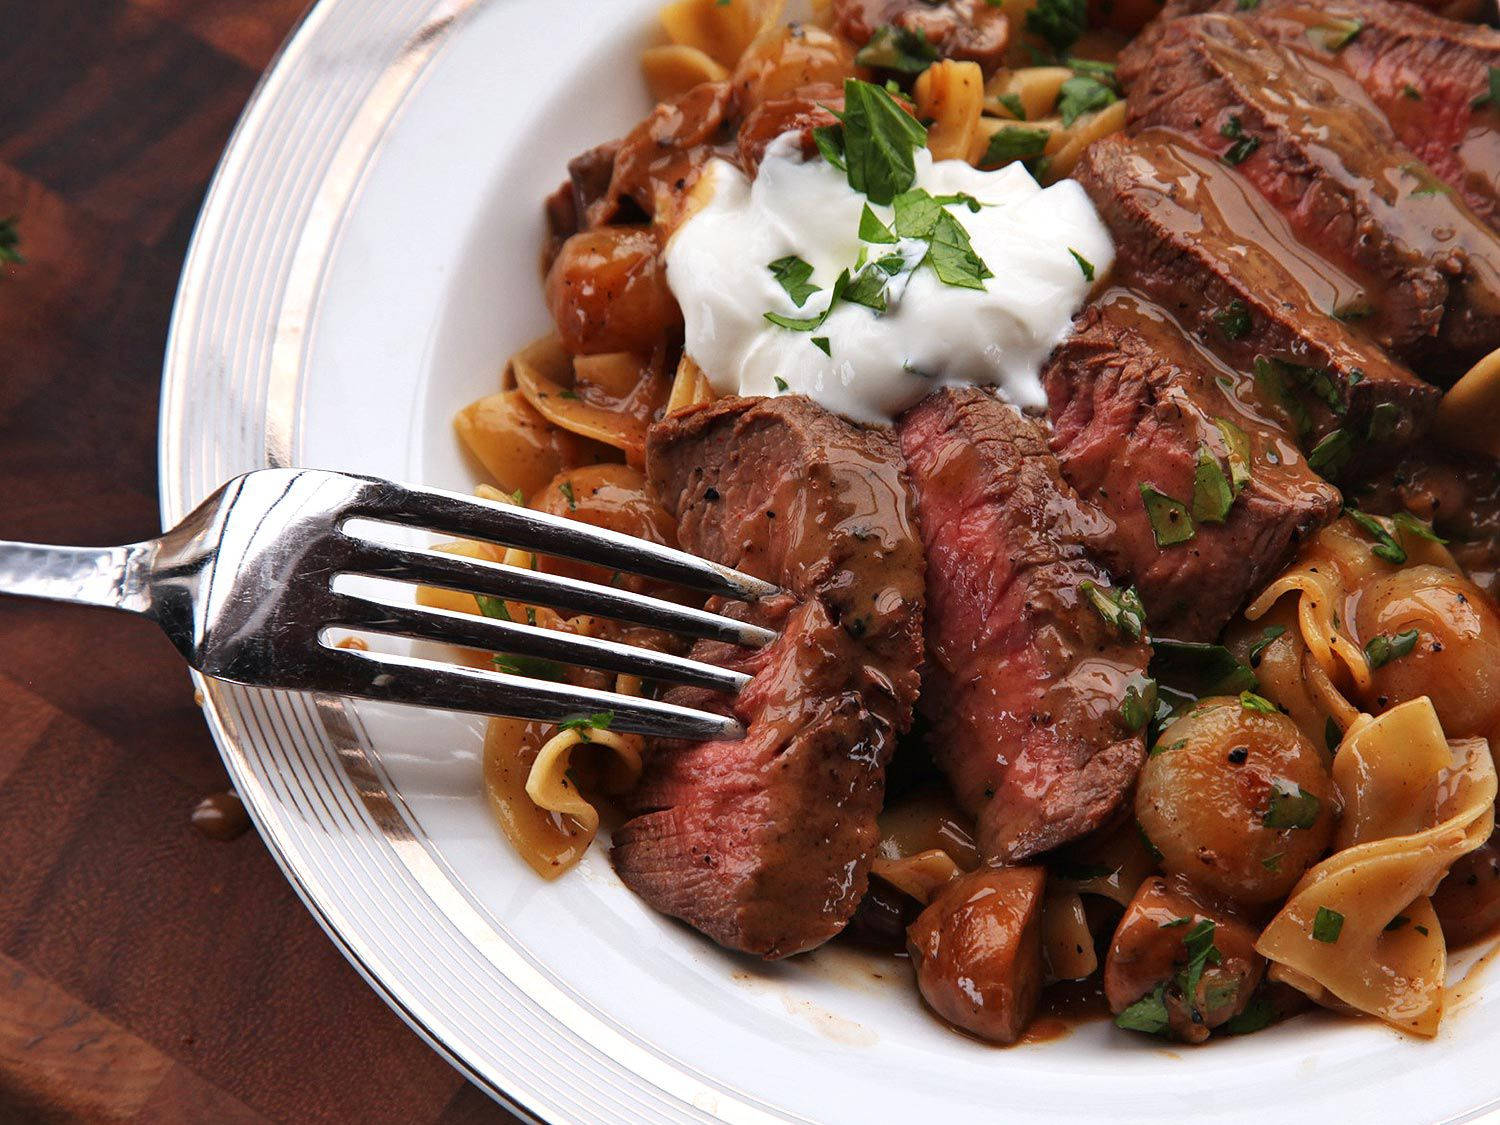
[0,3,520,1120]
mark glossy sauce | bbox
[191,791,251,841]
[1017,978,1112,1045]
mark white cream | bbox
[665,133,1115,425]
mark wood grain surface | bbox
[0,2,522,1121]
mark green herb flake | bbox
[1214,298,1252,341]
[773,375,789,392]
[1247,625,1287,666]
[1240,690,1280,715]
[1150,639,1258,699]
[1213,418,1253,494]
[838,78,928,205]
[509,488,526,505]
[996,91,1027,120]
[1081,580,1148,641]
[1236,0,1261,8]
[812,124,847,170]
[1192,446,1235,524]
[558,711,614,741]
[559,480,577,510]
[924,208,993,291]
[1177,919,1223,1014]
[1325,715,1342,753]
[1365,628,1420,669]
[1069,247,1096,281]
[1307,428,1354,478]
[1308,16,1363,50]
[1312,906,1345,943]
[1224,991,1276,1034]
[475,595,513,622]
[1253,357,1314,439]
[1262,778,1322,829]
[1474,66,1500,109]
[1025,0,1089,55]
[1392,511,1446,544]
[981,126,1050,169]
[1262,852,1284,872]
[1140,483,1196,547]
[1114,983,1170,1034]
[1344,507,1408,565]
[1160,916,1192,929]
[843,263,892,311]
[1220,114,1261,165]
[1401,83,1422,100]
[1056,75,1118,128]
[859,203,897,244]
[854,24,940,75]
[811,337,831,357]
[768,255,820,308]
[1415,924,1431,936]
[1120,677,1158,732]
[0,217,21,267]
[1366,401,1404,443]
[1385,914,1411,932]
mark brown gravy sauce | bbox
[191,791,251,841]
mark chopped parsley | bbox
[1240,690,1280,715]
[768,255,820,307]
[837,78,927,205]
[1262,778,1322,829]
[1392,510,1446,544]
[558,711,614,741]
[1214,298,1252,341]
[476,596,565,680]
[1081,580,1148,641]
[1308,16,1363,50]
[1312,906,1345,943]
[1365,628,1420,669]
[1140,483,1195,547]
[558,480,577,509]
[1192,446,1235,524]
[1120,677,1158,732]
[1236,0,1261,8]
[773,375,789,391]
[1213,418,1253,494]
[811,337,831,357]
[1177,919,1223,1017]
[925,208,993,290]
[1253,357,1314,439]
[1344,507,1407,564]
[1069,247,1096,281]
[854,24,940,75]
[0,217,20,267]
[1115,984,1170,1033]
[1248,625,1286,666]
[981,126,1050,169]
[859,204,897,244]
[1224,990,1276,1034]
[1262,852,1284,872]
[1151,638,1258,696]
[1307,428,1354,477]
[995,91,1027,120]
[1056,75,1118,127]
[1416,924,1431,936]
[1026,0,1089,55]
[1385,914,1411,932]
[1220,114,1261,165]
[1366,401,1404,443]
[1475,66,1500,109]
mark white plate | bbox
[159,1,1500,1121]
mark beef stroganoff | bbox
[431,0,1500,1045]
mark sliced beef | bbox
[1043,290,1343,639]
[832,0,1011,74]
[1354,441,1500,599]
[897,388,1150,861]
[613,396,925,958]
[1126,0,1500,229]
[1125,14,1500,374]
[1075,131,1438,451]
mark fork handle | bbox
[0,539,157,614]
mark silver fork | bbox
[0,468,777,740]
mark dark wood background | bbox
[0,2,520,1121]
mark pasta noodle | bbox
[984,66,1073,122]
[511,334,654,465]
[666,353,716,416]
[915,60,987,164]
[657,0,787,68]
[1433,345,1500,460]
[1256,699,1497,1035]
[1040,890,1098,982]
[641,43,730,101]
[870,849,963,903]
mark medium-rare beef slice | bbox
[612,395,925,958]
[1354,442,1500,600]
[1124,0,1500,229]
[1043,290,1343,639]
[897,388,1150,861]
[1075,131,1437,454]
[1125,14,1500,374]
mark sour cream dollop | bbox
[665,133,1115,425]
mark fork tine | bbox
[345,478,779,602]
[326,645,743,740]
[331,592,751,692]
[341,540,778,648]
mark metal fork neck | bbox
[0,539,159,616]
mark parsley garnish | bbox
[1415,924,1430,936]
[1178,919,1222,1015]
[1224,991,1276,1034]
[1214,298,1252,340]
[1253,357,1313,439]
[1367,401,1403,443]
[1365,628,1420,669]
[1192,446,1234,524]
[1115,984,1170,1034]
[768,255,820,307]
[1308,17,1363,50]
[925,209,993,290]
[1081,580,1148,640]
[1385,914,1411,931]
[995,92,1027,120]
[1140,483,1195,547]
[1307,428,1354,477]
[476,596,565,680]
[1262,852,1283,872]
[855,24,940,74]
[1402,83,1422,100]
[773,375,789,392]
[811,337,831,357]
[1344,507,1407,564]
[1213,418,1253,494]
[1120,677,1158,732]
[1262,778,1321,829]
[982,126,1050,169]
[1236,0,1261,8]
[1240,690,1280,715]
[1475,66,1500,109]
[1025,0,1088,55]
[558,711,614,741]
[0,217,21,267]
[558,480,577,509]
[1069,247,1095,281]
[1220,115,1261,165]
[1247,625,1286,666]
[1151,638,1256,697]
[1312,906,1344,943]
[859,204,897,244]
[1392,511,1446,544]
[1057,75,1118,127]
[837,78,927,206]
